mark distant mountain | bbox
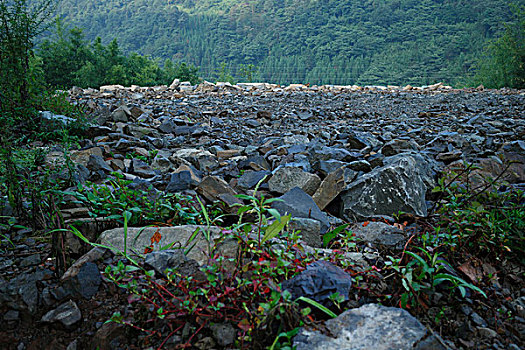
[52,0,521,86]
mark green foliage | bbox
[70,174,201,226]
[239,64,259,83]
[387,247,486,308]
[386,162,523,310]
[0,144,75,228]
[37,19,200,88]
[0,216,19,253]
[216,62,235,84]
[433,163,525,258]
[233,175,290,248]
[0,0,54,131]
[472,4,525,88]
[53,0,518,86]
[69,208,312,348]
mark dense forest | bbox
[48,0,523,86]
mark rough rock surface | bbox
[282,260,352,306]
[99,226,223,265]
[2,83,524,349]
[341,155,428,220]
[293,303,445,350]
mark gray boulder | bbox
[341,155,427,221]
[351,221,406,249]
[99,226,223,265]
[272,187,330,233]
[282,260,352,306]
[269,167,321,195]
[384,151,440,190]
[293,303,445,350]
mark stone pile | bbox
[1,83,524,349]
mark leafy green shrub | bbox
[432,165,525,259]
[71,174,202,226]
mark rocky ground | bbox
[1,82,524,349]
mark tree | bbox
[0,0,55,129]
[473,4,525,89]
[0,0,55,216]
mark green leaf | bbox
[235,194,257,201]
[322,224,349,248]
[262,214,291,243]
[266,208,281,221]
[262,197,284,204]
[184,227,201,255]
[433,273,487,298]
[296,296,337,318]
[237,205,252,216]
[405,251,430,271]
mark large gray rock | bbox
[384,152,440,190]
[294,304,445,350]
[341,155,427,221]
[269,167,321,195]
[350,221,406,249]
[99,226,223,265]
[282,260,352,306]
[272,187,330,233]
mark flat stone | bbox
[381,139,419,156]
[350,221,406,249]
[99,226,223,265]
[20,254,41,267]
[70,147,103,167]
[237,170,271,190]
[313,159,348,177]
[216,149,241,159]
[41,300,82,327]
[294,304,445,350]
[197,176,242,208]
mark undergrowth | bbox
[64,163,525,348]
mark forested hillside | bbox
[53,0,521,86]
